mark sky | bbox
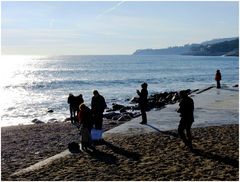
[1,1,239,55]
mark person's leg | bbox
[178,121,188,146]
[140,107,147,124]
[95,114,103,130]
[186,122,193,149]
[217,81,221,88]
[70,106,74,123]
[93,114,98,129]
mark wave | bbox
[4,78,165,91]
[4,73,222,91]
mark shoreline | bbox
[2,123,239,180]
[2,84,238,127]
[2,84,234,127]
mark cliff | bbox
[133,37,239,56]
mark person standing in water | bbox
[215,69,222,89]
[137,82,148,124]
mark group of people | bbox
[68,69,222,151]
[68,90,107,150]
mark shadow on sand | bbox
[102,140,141,161]
[191,148,239,168]
[86,140,141,164]
[146,124,179,138]
[87,147,117,164]
[146,124,238,168]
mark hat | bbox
[141,82,148,87]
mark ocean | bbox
[0,55,238,126]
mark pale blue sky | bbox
[1,1,239,55]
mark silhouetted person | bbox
[78,103,93,133]
[67,93,84,123]
[215,70,222,89]
[177,90,194,149]
[78,103,94,150]
[91,90,107,130]
[137,82,148,124]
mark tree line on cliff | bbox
[133,37,239,56]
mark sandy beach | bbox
[1,86,239,181]
[1,123,239,181]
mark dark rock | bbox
[233,84,238,87]
[171,93,179,102]
[112,103,125,111]
[68,142,80,153]
[47,109,54,113]
[155,101,166,108]
[104,112,121,120]
[132,112,141,118]
[48,118,58,123]
[64,118,71,122]
[147,101,156,110]
[106,109,114,112]
[112,114,122,120]
[131,105,140,110]
[125,98,131,101]
[165,94,172,101]
[127,112,134,118]
[190,89,199,94]
[31,119,44,124]
[117,114,132,121]
[120,107,127,113]
[130,97,139,104]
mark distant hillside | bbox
[133,44,193,55]
[184,38,239,56]
[133,37,239,56]
[201,37,238,45]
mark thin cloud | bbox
[96,1,125,18]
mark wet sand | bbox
[1,122,239,181]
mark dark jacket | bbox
[78,106,93,130]
[178,96,194,122]
[68,94,84,111]
[138,88,148,108]
[91,95,107,114]
[215,72,222,81]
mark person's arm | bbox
[101,96,107,113]
[136,89,141,96]
[103,97,107,109]
[177,101,183,113]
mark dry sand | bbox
[1,122,239,181]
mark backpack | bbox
[68,142,80,153]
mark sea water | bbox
[0,55,238,126]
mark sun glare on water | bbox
[0,55,35,85]
[0,55,44,125]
